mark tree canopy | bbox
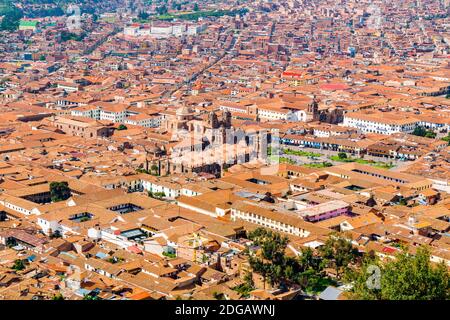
[12,259,26,271]
[138,10,149,20]
[50,181,71,202]
[412,126,436,139]
[155,5,168,15]
[348,246,449,300]
[0,5,23,31]
[247,228,292,288]
[319,233,359,279]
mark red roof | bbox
[319,83,349,91]
[282,71,303,78]
[382,246,397,254]
[127,245,142,254]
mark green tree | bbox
[247,228,292,287]
[349,246,449,300]
[60,31,86,42]
[442,133,450,146]
[247,228,337,293]
[412,126,436,138]
[0,6,23,31]
[233,270,255,297]
[149,191,165,199]
[299,247,323,272]
[150,164,159,175]
[117,124,128,130]
[337,152,347,160]
[52,293,65,300]
[12,259,26,271]
[412,126,427,137]
[319,233,359,279]
[6,237,16,247]
[424,131,437,139]
[193,3,199,11]
[138,10,149,20]
[156,5,168,15]
[50,181,71,202]
[212,291,225,300]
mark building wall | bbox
[230,208,310,237]
[343,116,418,135]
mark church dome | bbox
[176,105,193,116]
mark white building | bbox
[258,107,290,121]
[172,24,187,36]
[187,24,206,35]
[151,24,173,37]
[231,201,312,237]
[124,113,162,128]
[141,178,182,199]
[343,112,418,135]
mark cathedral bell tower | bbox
[308,96,319,121]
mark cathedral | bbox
[300,96,344,124]
[148,106,266,177]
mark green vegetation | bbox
[283,149,321,158]
[212,291,226,300]
[412,126,437,139]
[442,133,450,145]
[155,5,168,15]
[348,246,449,300]
[50,230,62,239]
[117,124,128,131]
[27,7,64,18]
[319,234,359,279]
[247,228,292,288]
[337,152,347,159]
[50,181,71,202]
[232,272,254,298]
[0,1,23,32]
[150,164,159,175]
[329,155,394,169]
[303,161,333,168]
[52,293,65,300]
[148,191,166,199]
[138,10,149,20]
[162,251,176,259]
[60,30,87,42]
[19,20,38,28]
[6,237,16,247]
[153,8,248,22]
[303,274,337,295]
[171,2,182,10]
[279,157,296,165]
[12,259,26,271]
[107,256,124,264]
[246,228,350,294]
